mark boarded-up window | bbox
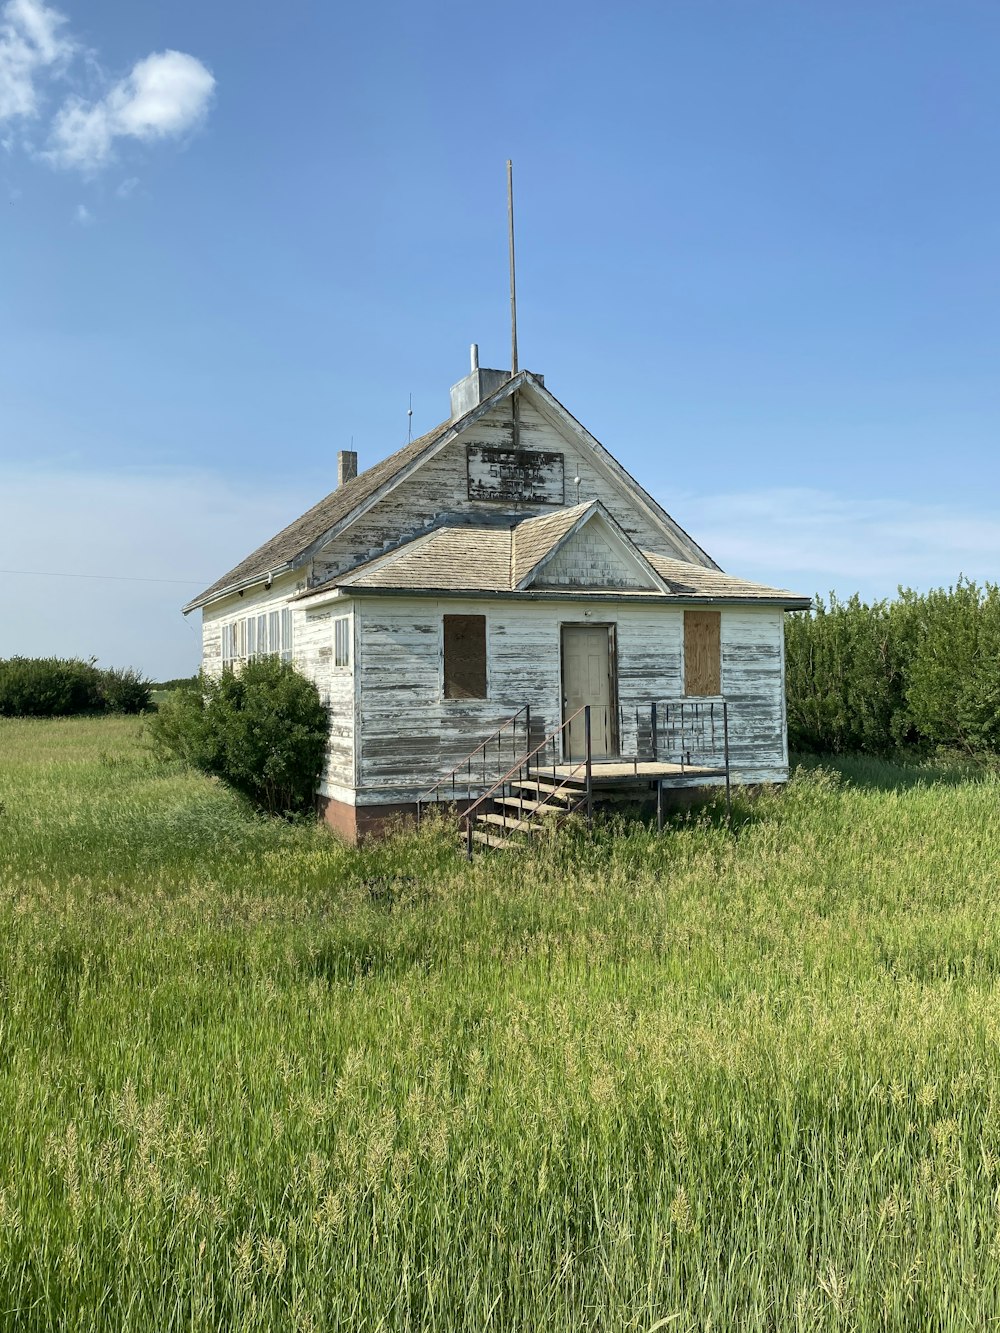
[443,615,487,699]
[684,610,721,696]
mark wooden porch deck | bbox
[550,759,727,784]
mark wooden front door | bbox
[561,625,616,761]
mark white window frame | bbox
[221,606,293,667]
[333,615,351,669]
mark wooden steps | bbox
[462,771,589,855]
[470,830,512,850]
[477,812,545,835]
[507,778,584,803]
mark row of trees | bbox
[0,657,151,717]
[785,580,1000,755]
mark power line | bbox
[0,568,207,586]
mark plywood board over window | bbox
[443,615,487,699]
[684,610,721,696]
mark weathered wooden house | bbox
[184,353,808,846]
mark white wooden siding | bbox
[353,596,789,803]
[720,609,787,783]
[296,603,355,789]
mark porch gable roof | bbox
[297,515,810,607]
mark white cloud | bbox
[0,0,72,121]
[49,50,214,171]
[115,174,138,198]
[0,0,213,174]
[668,485,1000,600]
[72,200,91,223]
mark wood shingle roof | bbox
[183,420,450,612]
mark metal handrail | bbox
[415,704,530,822]
[440,696,734,858]
[461,705,595,860]
[461,705,587,827]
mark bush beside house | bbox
[147,657,328,817]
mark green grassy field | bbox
[2,717,1000,1330]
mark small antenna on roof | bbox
[407,393,413,443]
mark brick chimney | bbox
[338,450,358,487]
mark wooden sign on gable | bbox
[466,444,565,505]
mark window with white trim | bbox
[221,607,293,666]
[333,616,351,669]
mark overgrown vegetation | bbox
[148,675,198,693]
[147,658,328,817]
[785,578,1000,755]
[0,656,150,717]
[2,716,1000,1329]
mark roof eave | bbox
[312,586,811,608]
[182,560,296,615]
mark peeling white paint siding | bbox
[297,603,354,789]
[312,399,686,583]
[353,597,789,804]
[720,609,787,783]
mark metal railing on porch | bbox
[460,704,594,860]
[416,696,733,855]
[415,705,533,824]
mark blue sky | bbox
[3,0,1000,676]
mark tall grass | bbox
[2,718,1000,1329]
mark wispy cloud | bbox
[0,0,213,174]
[0,465,316,677]
[49,50,214,172]
[670,486,1000,599]
[0,0,72,120]
[72,199,91,223]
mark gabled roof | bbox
[335,525,514,592]
[297,514,810,607]
[183,371,719,614]
[182,417,452,613]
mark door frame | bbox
[559,621,619,760]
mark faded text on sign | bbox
[467,444,565,505]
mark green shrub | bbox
[148,675,198,692]
[97,666,152,715]
[785,595,911,754]
[0,657,103,717]
[147,658,328,816]
[785,580,1000,757]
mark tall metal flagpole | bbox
[507,160,520,451]
[507,159,518,376]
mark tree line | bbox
[785,580,1000,756]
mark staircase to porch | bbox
[416,699,732,860]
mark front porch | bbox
[416,697,733,858]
